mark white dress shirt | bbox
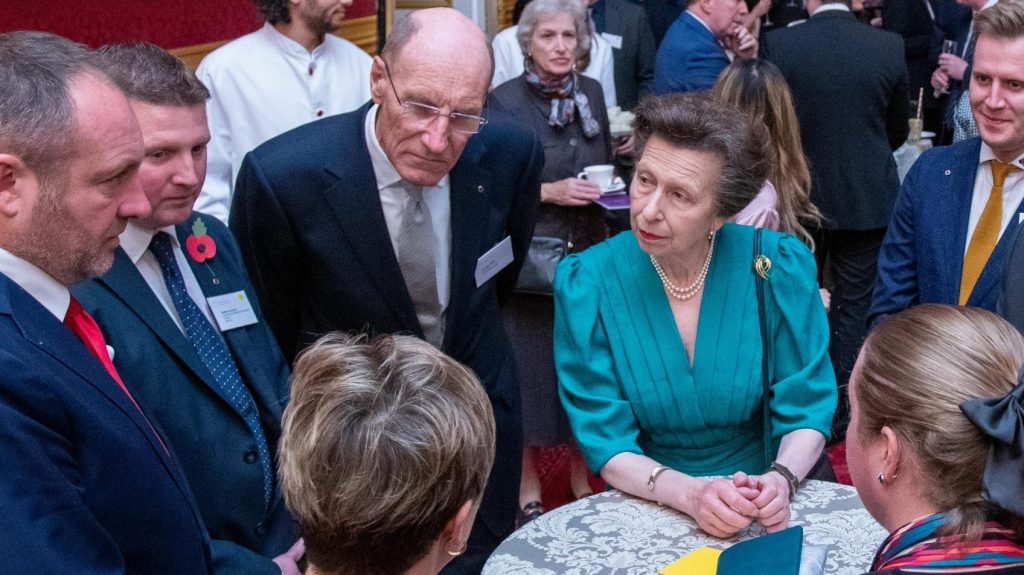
[119,223,217,334]
[0,247,70,321]
[196,23,373,223]
[964,143,1024,256]
[491,25,618,108]
[364,105,452,313]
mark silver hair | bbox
[516,0,592,63]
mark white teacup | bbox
[578,164,616,190]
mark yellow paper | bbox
[659,546,722,575]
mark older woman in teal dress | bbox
[554,93,837,538]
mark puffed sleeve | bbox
[767,234,838,440]
[553,253,643,472]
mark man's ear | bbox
[370,56,388,106]
[0,154,34,219]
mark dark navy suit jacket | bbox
[0,271,212,574]
[654,11,729,94]
[74,213,297,575]
[229,102,542,568]
[870,138,1024,327]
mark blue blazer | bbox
[230,102,542,569]
[654,11,729,94]
[73,213,296,575]
[870,138,1024,326]
[0,271,212,574]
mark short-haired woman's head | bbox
[628,92,770,262]
[279,333,496,575]
[848,305,1024,536]
[516,0,591,79]
[632,92,770,220]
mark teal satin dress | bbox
[553,223,837,476]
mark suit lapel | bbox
[947,141,981,304]
[447,138,494,349]
[1,274,194,497]
[175,217,285,425]
[320,110,420,332]
[604,0,623,36]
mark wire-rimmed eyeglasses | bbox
[382,59,488,134]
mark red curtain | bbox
[0,0,376,49]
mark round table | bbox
[484,480,887,575]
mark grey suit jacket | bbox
[602,0,657,110]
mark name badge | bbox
[602,32,623,50]
[207,290,259,331]
[476,236,514,287]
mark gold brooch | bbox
[753,255,772,280]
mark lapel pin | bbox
[944,169,952,176]
[477,185,485,194]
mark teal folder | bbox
[717,526,804,575]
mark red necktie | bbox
[64,297,169,453]
[64,297,138,405]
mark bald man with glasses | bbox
[230,8,542,574]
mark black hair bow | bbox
[960,367,1024,517]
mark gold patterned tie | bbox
[960,160,1020,305]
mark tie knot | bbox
[149,231,174,255]
[403,181,424,203]
[64,296,85,324]
[991,160,1020,186]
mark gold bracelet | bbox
[647,465,671,491]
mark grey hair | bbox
[252,0,291,24]
[279,332,496,575]
[0,31,107,187]
[632,92,771,218]
[516,0,592,63]
[99,42,209,107]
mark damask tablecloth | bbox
[484,480,887,575]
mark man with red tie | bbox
[0,32,213,573]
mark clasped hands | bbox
[688,471,791,538]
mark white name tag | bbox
[602,32,623,50]
[207,291,259,331]
[476,236,514,287]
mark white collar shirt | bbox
[0,246,70,321]
[812,3,851,15]
[120,222,217,334]
[364,104,451,312]
[195,22,373,223]
[965,143,1024,256]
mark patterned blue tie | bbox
[149,231,273,510]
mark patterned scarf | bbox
[871,513,1024,572]
[522,60,601,139]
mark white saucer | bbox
[601,177,626,194]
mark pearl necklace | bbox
[650,231,715,301]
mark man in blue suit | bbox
[654,0,757,94]
[872,1,1024,327]
[74,44,302,575]
[0,32,213,573]
[230,8,542,574]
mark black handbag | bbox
[515,236,567,296]
[753,228,835,482]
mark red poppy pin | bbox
[186,218,217,263]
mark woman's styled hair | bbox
[856,305,1024,539]
[631,92,771,219]
[516,0,592,67]
[278,333,496,575]
[711,59,821,248]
